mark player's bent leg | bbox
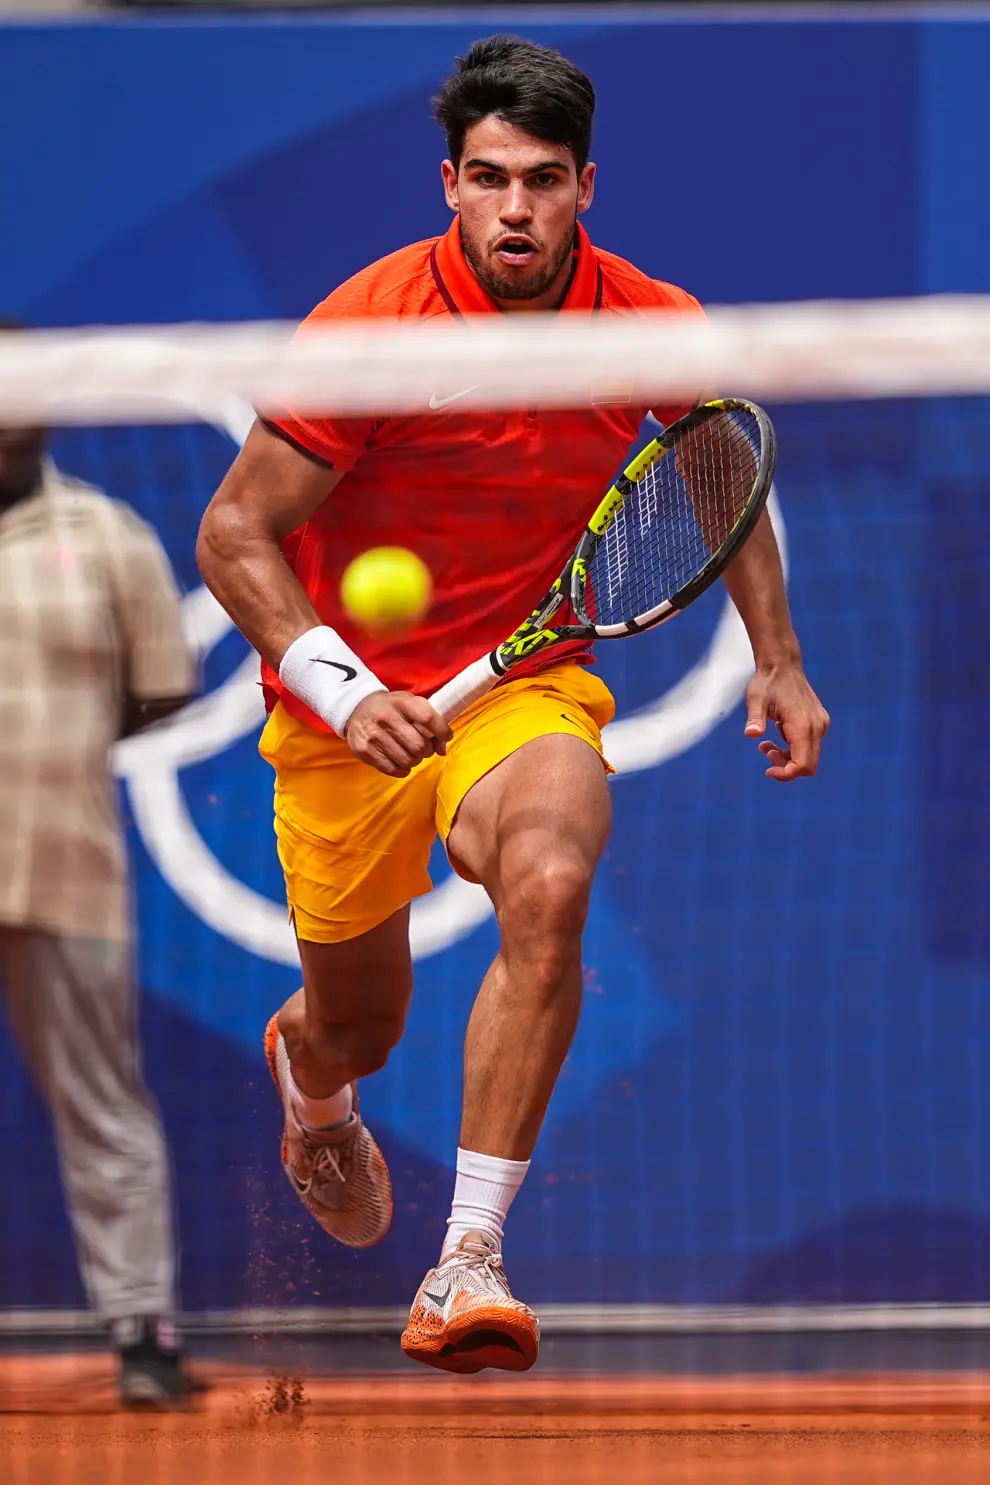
[279,908,413,1092]
[266,906,413,1249]
[258,706,441,1250]
[402,733,610,1373]
[451,733,612,1159]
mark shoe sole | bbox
[263,1014,393,1249]
[400,1305,540,1375]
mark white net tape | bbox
[4,295,990,424]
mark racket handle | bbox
[428,655,501,723]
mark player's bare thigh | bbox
[278,906,414,1087]
[447,734,612,924]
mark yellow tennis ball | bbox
[340,546,433,634]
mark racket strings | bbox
[585,408,761,626]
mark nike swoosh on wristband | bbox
[310,658,358,682]
[428,386,479,410]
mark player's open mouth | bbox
[493,236,539,265]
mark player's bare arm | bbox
[197,420,333,666]
[675,400,828,782]
[197,420,450,777]
[721,509,830,781]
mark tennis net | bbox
[3,297,990,425]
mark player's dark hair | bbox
[435,35,595,173]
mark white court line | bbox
[3,1302,990,1337]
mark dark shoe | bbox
[115,1316,202,1408]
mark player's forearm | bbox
[196,506,321,671]
[721,509,800,669]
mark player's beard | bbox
[461,221,577,303]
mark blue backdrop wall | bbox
[2,8,990,1313]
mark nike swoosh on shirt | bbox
[428,386,479,410]
[310,659,358,682]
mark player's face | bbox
[0,424,45,509]
[442,117,595,310]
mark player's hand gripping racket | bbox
[428,398,777,723]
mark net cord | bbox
[3,295,990,425]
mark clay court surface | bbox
[4,1358,990,1484]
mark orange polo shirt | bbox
[262,217,701,731]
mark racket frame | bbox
[570,397,776,638]
[428,398,776,721]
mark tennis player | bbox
[198,35,829,1374]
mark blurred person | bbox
[0,319,196,1405]
[198,37,829,1374]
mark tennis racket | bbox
[428,398,776,723]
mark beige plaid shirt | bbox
[0,464,192,943]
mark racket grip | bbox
[428,655,501,723]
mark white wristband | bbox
[278,625,387,736]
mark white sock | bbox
[288,1073,353,1132]
[441,1147,530,1258]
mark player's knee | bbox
[511,855,594,929]
[297,1012,404,1080]
[337,1015,406,1079]
[501,857,592,985]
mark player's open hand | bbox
[743,662,829,782]
[345,692,452,777]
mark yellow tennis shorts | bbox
[258,660,615,944]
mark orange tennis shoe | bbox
[400,1230,540,1374]
[263,1014,392,1248]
